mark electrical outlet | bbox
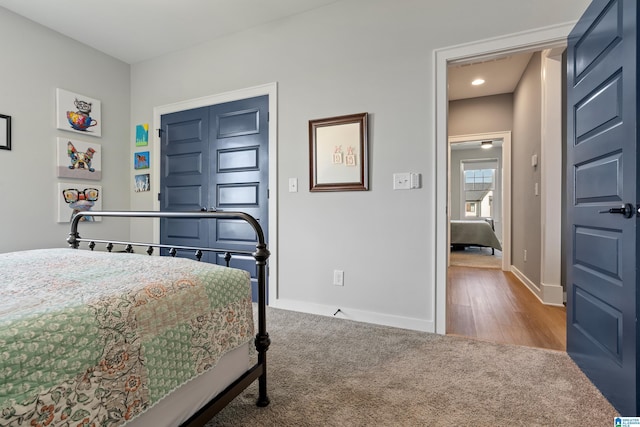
[333,270,344,286]
[524,249,527,262]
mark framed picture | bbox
[134,173,150,192]
[136,123,149,146]
[56,88,102,137]
[309,112,368,191]
[57,183,102,223]
[134,151,150,169]
[56,138,102,180]
[0,114,10,150]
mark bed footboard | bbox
[67,210,270,426]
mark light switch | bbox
[288,177,298,192]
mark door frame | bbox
[448,131,512,272]
[434,24,573,334]
[152,82,278,301]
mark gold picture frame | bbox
[309,112,368,192]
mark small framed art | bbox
[309,112,368,192]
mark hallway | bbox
[446,266,566,351]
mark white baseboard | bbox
[269,299,435,333]
[540,282,564,306]
[510,266,564,306]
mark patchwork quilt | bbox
[0,248,254,426]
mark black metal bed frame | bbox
[67,210,270,426]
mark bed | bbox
[0,210,270,427]
[450,219,502,252]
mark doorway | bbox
[434,25,571,337]
[449,132,511,272]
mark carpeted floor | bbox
[206,306,618,426]
[450,246,502,269]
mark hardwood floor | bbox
[446,266,566,351]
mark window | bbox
[461,160,497,219]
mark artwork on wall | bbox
[136,123,149,146]
[56,138,102,180]
[56,88,102,137]
[309,112,369,192]
[134,174,150,192]
[134,151,149,169]
[0,114,11,151]
[57,183,102,223]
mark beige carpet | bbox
[205,306,618,426]
[450,246,502,269]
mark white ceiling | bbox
[0,0,342,64]
[448,52,533,101]
[1,1,533,100]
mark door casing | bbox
[152,82,278,300]
[448,131,511,272]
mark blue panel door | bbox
[566,0,638,416]
[160,96,269,301]
[209,96,269,301]
[159,107,210,256]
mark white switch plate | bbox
[333,270,344,286]
[288,177,298,192]
[393,173,411,190]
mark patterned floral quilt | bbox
[0,248,254,427]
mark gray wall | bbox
[512,52,543,285]
[0,0,590,330]
[0,8,131,253]
[129,0,587,329]
[449,94,514,136]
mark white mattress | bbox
[126,343,250,426]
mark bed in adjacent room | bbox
[450,219,502,252]
[0,210,270,427]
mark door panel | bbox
[160,107,210,258]
[566,0,637,416]
[209,97,269,301]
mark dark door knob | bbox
[599,203,635,218]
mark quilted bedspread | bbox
[0,248,254,427]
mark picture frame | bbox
[134,173,150,192]
[134,151,150,169]
[0,114,11,151]
[56,137,102,180]
[57,182,102,223]
[56,88,102,137]
[309,112,368,192]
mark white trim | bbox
[434,23,575,335]
[540,48,565,305]
[448,131,512,272]
[270,299,434,332]
[540,282,565,306]
[511,266,565,307]
[152,82,279,301]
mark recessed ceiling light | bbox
[472,78,485,86]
